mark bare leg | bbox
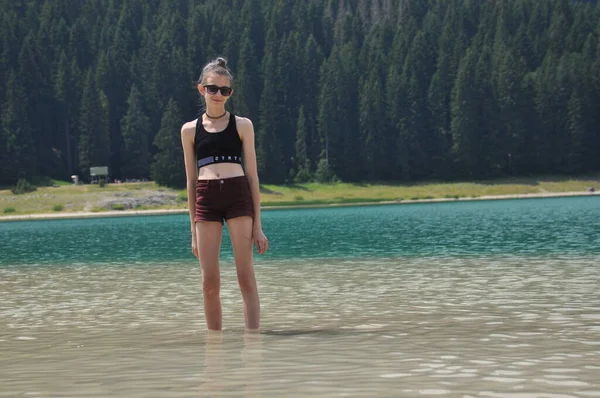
[226,216,260,331]
[196,221,223,331]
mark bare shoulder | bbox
[235,116,254,138]
[181,119,197,140]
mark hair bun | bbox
[216,57,228,68]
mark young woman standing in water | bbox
[181,57,268,332]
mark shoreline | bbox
[1,190,598,222]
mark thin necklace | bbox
[205,110,227,120]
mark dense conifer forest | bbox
[1,0,599,187]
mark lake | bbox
[1,196,599,397]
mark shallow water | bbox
[1,256,599,397]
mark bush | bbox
[314,159,338,183]
[111,204,126,211]
[294,167,312,183]
[30,176,53,187]
[177,191,188,202]
[3,207,16,213]
[11,179,37,195]
[53,204,64,212]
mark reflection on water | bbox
[1,256,599,397]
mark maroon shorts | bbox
[194,176,255,224]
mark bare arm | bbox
[238,117,268,254]
[239,117,262,229]
[181,122,198,233]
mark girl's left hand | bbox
[253,228,269,255]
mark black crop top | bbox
[194,113,243,169]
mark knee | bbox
[202,274,220,297]
[236,267,256,294]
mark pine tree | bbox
[301,35,325,169]
[474,40,502,177]
[2,70,37,184]
[240,0,264,59]
[580,33,599,172]
[316,46,342,181]
[359,67,387,181]
[0,113,7,185]
[427,58,453,179]
[101,7,135,179]
[496,48,529,175]
[548,0,573,55]
[121,84,151,179]
[186,5,208,82]
[451,47,481,177]
[358,29,389,181]
[513,22,534,69]
[336,40,362,182]
[566,89,585,174]
[151,98,186,189]
[535,52,571,173]
[387,26,409,180]
[0,11,12,99]
[78,69,110,179]
[18,32,52,178]
[231,31,261,122]
[68,16,92,70]
[135,30,163,139]
[401,30,436,180]
[276,32,303,175]
[293,105,312,182]
[256,24,286,184]
[54,50,77,177]
[594,39,600,171]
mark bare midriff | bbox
[197,163,245,180]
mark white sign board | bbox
[90,166,109,176]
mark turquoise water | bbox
[1,196,599,266]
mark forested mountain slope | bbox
[1,0,598,187]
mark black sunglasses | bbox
[203,84,232,96]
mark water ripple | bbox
[0,256,599,396]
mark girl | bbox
[181,57,268,332]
